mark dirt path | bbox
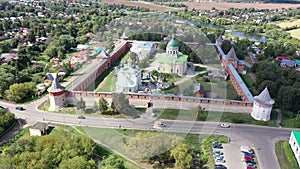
[0,119,29,146]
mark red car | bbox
[244,156,254,161]
[247,166,254,169]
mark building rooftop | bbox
[167,38,178,47]
[156,52,188,65]
[226,47,238,61]
[31,122,48,130]
[254,87,274,105]
[47,73,65,93]
[292,130,300,146]
[228,64,254,102]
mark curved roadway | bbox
[0,97,294,169]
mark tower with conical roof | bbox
[251,87,275,121]
[47,73,66,111]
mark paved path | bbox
[0,119,28,145]
[276,109,282,127]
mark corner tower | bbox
[251,87,275,121]
[47,73,66,111]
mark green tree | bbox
[76,98,86,112]
[5,82,36,103]
[170,142,193,169]
[59,156,95,169]
[112,93,137,117]
[99,155,125,169]
[98,98,108,112]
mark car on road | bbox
[220,123,230,128]
[77,115,85,119]
[15,106,25,111]
[214,164,227,169]
[157,121,166,127]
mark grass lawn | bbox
[240,74,258,95]
[277,19,300,28]
[156,108,277,127]
[288,29,300,40]
[275,141,298,169]
[79,127,228,169]
[162,75,239,100]
[96,70,116,92]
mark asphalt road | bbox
[0,100,293,169]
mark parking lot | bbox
[221,143,246,169]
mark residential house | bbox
[280,59,296,68]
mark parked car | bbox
[215,156,225,163]
[244,156,254,161]
[245,160,256,164]
[77,115,85,119]
[246,162,257,168]
[244,152,255,158]
[213,150,223,155]
[220,123,230,128]
[15,106,25,111]
[214,164,227,169]
[240,145,254,154]
[244,154,255,160]
[247,166,254,169]
[213,142,223,149]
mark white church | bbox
[251,87,275,121]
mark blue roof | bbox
[228,64,254,102]
[215,44,226,60]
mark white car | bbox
[220,123,230,128]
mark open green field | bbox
[277,19,300,28]
[240,74,258,95]
[288,29,300,40]
[275,141,298,169]
[155,108,277,127]
[96,70,116,92]
[277,19,300,39]
[80,127,229,169]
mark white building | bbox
[251,87,274,121]
[115,64,141,93]
[130,41,156,60]
[289,130,300,167]
[47,73,66,111]
[29,122,48,136]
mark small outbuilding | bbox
[29,122,48,136]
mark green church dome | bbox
[167,38,178,47]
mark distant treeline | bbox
[218,0,300,3]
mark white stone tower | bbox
[251,87,275,121]
[47,73,66,111]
